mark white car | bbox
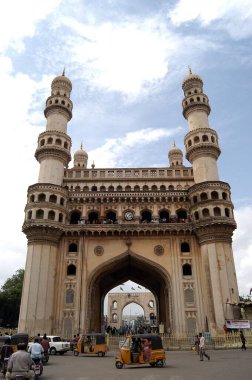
[46,336,70,355]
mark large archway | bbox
[87,250,172,333]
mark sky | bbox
[0,0,252,298]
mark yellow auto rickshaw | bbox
[74,333,108,357]
[115,334,166,369]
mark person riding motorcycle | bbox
[28,338,44,360]
[41,334,50,362]
[5,342,34,379]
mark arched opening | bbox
[49,194,57,203]
[211,191,219,200]
[88,211,99,224]
[213,207,221,216]
[67,264,76,276]
[105,211,117,224]
[225,208,230,217]
[202,208,210,217]
[122,303,145,331]
[69,243,78,252]
[38,193,46,202]
[140,210,152,223]
[70,210,81,224]
[48,210,55,220]
[182,263,192,276]
[176,209,187,222]
[159,210,169,223]
[181,242,190,252]
[200,192,208,201]
[87,253,171,333]
[36,209,44,219]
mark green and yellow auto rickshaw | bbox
[115,334,166,369]
[74,333,108,357]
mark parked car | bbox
[47,336,70,355]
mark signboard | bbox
[225,320,250,329]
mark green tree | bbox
[0,269,24,327]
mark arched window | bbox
[151,185,157,191]
[36,209,44,219]
[49,194,57,203]
[75,186,81,192]
[91,185,97,191]
[38,193,46,202]
[30,195,35,202]
[159,210,169,223]
[168,185,174,191]
[105,211,116,223]
[143,185,149,191]
[112,313,118,323]
[211,191,219,200]
[65,289,74,304]
[182,263,192,276]
[160,185,166,191]
[202,135,209,142]
[188,140,192,147]
[100,186,106,192]
[55,138,61,146]
[194,136,200,143]
[67,264,76,276]
[141,210,152,223]
[202,208,210,217]
[125,185,131,192]
[88,211,99,224]
[213,207,221,216]
[194,211,199,220]
[148,300,154,308]
[47,137,53,144]
[117,185,123,191]
[225,208,230,217]
[200,192,208,201]
[222,192,228,200]
[181,242,190,252]
[60,197,64,206]
[40,139,45,147]
[176,209,187,222]
[64,142,68,149]
[113,301,117,309]
[211,136,215,143]
[134,185,140,191]
[108,185,114,192]
[48,210,55,220]
[70,211,81,224]
[193,195,197,204]
[69,243,78,252]
[59,213,63,222]
[27,210,32,220]
[83,186,89,191]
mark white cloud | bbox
[233,205,252,296]
[168,0,252,39]
[0,0,62,52]
[88,126,183,167]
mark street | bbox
[36,349,251,380]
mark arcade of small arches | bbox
[65,184,190,192]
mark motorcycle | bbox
[32,357,43,380]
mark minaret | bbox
[19,72,73,335]
[168,142,183,167]
[182,69,220,183]
[182,70,239,334]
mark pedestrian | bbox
[194,335,200,354]
[240,331,247,351]
[199,333,210,361]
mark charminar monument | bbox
[19,69,239,337]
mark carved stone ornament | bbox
[154,245,164,256]
[94,245,104,256]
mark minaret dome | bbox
[168,142,183,166]
[74,144,88,168]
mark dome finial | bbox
[80,141,83,150]
[188,66,192,75]
[62,67,65,76]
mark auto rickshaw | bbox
[74,333,108,357]
[10,333,29,351]
[115,334,166,369]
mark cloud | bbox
[0,0,62,52]
[233,205,252,296]
[168,0,252,39]
[88,126,183,167]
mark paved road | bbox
[39,349,251,380]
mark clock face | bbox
[124,211,134,221]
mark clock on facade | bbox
[124,211,134,221]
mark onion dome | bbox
[74,143,88,168]
[182,67,203,93]
[51,68,72,97]
[168,142,183,166]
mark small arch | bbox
[88,211,99,224]
[181,242,190,252]
[48,210,55,220]
[40,139,45,147]
[69,243,78,252]
[194,136,200,143]
[200,192,208,201]
[47,137,53,144]
[211,191,219,200]
[202,208,210,217]
[141,210,152,223]
[61,100,65,105]
[70,210,81,224]
[225,208,230,217]
[190,98,194,103]
[211,136,215,143]
[134,185,140,191]
[160,185,166,191]
[100,186,106,192]
[55,138,62,146]
[202,134,209,142]
[112,313,118,323]
[55,99,59,104]
[65,289,74,304]
[49,194,57,203]
[194,211,199,220]
[188,140,192,147]
[168,185,174,191]
[105,211,117,223]
[151,185,157,191]
[213,207,221,216]
[143,185,149,191]
[60,197,65,206]
[59,213,63,222]
[113,301,117,309]
[38,193,46,202]
[67,264,76,276]
[125,185,131,192]
[108,185,114,192]
[222,192,228,200]
[159,210,169,223]
[183,263,192,276]
[83,186,89,192]
[91,185,97,191]
[193,195,197,204]
[36,209,44,219]
[64,141,68,149]
[176,209,187,222]
[30,194,35,202]
[196,96,200,101]
[27,210,32,220]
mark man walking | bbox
[199,333,210,361]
